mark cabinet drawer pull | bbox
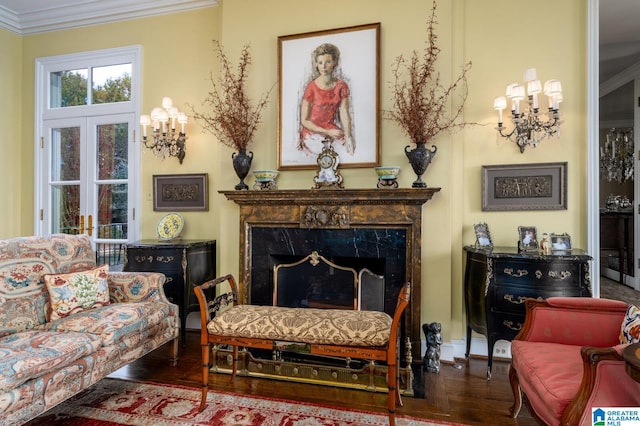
[548,270,572,280]
[503,320,522,331]
[132,255,175,264]
[503,268,528,278]
[503,295,544,304]
[503,294,527,304]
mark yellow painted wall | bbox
[0,29,23,238]
[8,0,587,345]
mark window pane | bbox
[92,64,131,104]
[51,127,80,181]
[97,123,128,180]
[51,184,80,234]
[50,69,88,108]
[97,183,128,239]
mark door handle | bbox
[87,215,93,237]
[79,215,85,235]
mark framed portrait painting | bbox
[278,23,380,170]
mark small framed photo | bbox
[473,223,493,248]
[518,226,538,252]
[550,233,572,251]
[153,173,209,211]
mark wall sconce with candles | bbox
[140,97,188,164]
[493,69,563,153]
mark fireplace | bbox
[221,188,440,363]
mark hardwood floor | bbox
[109,331,537,425]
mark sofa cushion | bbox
[0,260,55,337]
[0,330,102,393]
[511,341,583,425]
[620,304,640,344]
[43,301,175,347]
[44,265,110,321]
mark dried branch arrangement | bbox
[387,0,472,144]
[191,41,271,151]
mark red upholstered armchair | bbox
[509,297,640,426]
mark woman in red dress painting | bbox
[299,43,354,156]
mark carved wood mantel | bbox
[221,188,441,362]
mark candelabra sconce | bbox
[493,69,563,153]
[139,97,188,164]
[600,128,634,183]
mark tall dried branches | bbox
[387,1,472,144]
[191,41,271,151]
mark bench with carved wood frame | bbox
[194,274,411,426]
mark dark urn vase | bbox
[405,142,437,188]
[232,148,253,190]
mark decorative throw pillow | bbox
[44,265,110,321]
[620,304,640,344]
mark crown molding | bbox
[0,0,218,35]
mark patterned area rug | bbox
[27,378,464,426]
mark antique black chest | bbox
[123,240,216,345]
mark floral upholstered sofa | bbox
[0,234,180,425]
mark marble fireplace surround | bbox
[221,188,440,362]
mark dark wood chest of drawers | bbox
[463,246,591,378]
[123,240,216,344]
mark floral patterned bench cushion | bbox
[207,305,392,347]
[42,302,175,347]
[0,330,102,393]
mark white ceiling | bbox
[0,0,217,35]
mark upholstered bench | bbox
[194,274,410,426]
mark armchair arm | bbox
[515,297,628,347]
[107,271,170,304]
[562,345,640,426]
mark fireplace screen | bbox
[274,251,385,311]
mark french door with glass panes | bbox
[35,46,140,265]
[42,114,134,259]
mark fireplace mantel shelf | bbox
[220,188,441,205]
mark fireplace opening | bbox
[250,227,406,316]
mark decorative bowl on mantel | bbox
[253,170,279,182]
[375,166,400,180]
